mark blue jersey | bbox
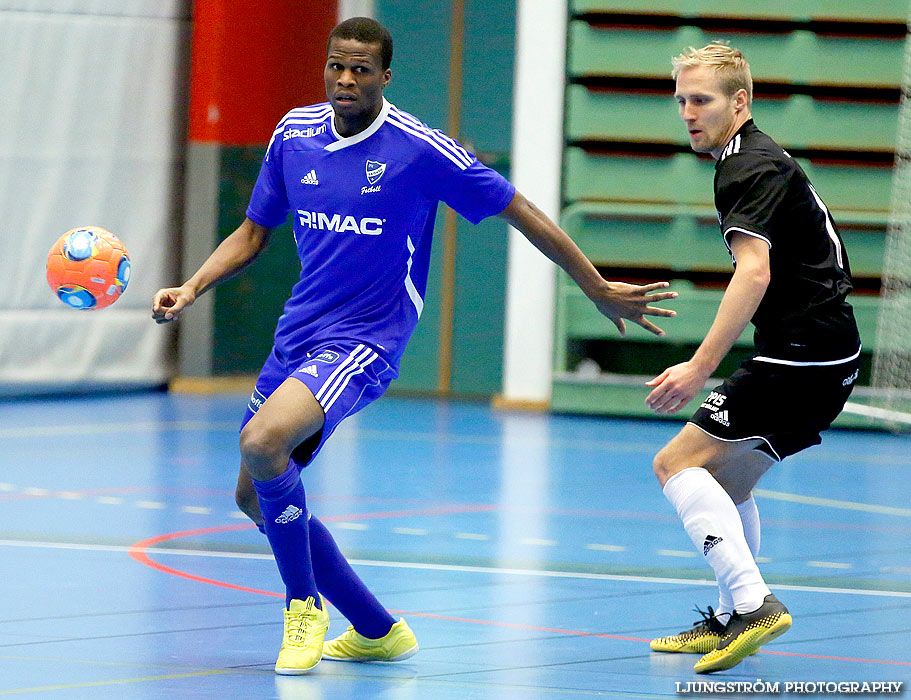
[246,98,515,371]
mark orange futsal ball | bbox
[46,226,131,310]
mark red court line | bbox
[760,649,911,667]
[128,524,282,599]
[128,522,911,668]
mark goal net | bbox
[853,12,911,430]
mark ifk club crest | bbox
[366,160,386,185]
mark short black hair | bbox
[328,17,393,70]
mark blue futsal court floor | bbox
[0,391,909,698]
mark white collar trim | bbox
[325,98,391,152]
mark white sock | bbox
[663,468,770,613]
[737,495,761,559]
[717,495,762,616]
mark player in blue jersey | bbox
[152,17,677,675]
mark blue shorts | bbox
[241,341,395,468]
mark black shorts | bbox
[688,356,860,461]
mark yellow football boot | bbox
[323,618,418,662]
[274,596,330,675]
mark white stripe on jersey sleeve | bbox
[283,116,333,127]
[807,184,844,269]
[265,106,332,157]
[723,226,772,253]
[390,108,473,165]
[273,106,332,135]
[387,115,469,170]
[719,134,741,162]
[281,104,332,118]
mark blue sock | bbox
[309,516,395,638]
[252,465,320,609]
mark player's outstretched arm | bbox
[152,218,272,324]
[497,190,677,336]
[645,233,770,414]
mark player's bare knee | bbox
[653,445,712,487]
[653,447,678,485]
[238,422,287,479]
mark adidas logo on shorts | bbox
[300,364,318,377]
[703,535,724,555]
[710,409,730,427]
[275,505,304,524]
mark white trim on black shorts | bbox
[752,345,861,367]
[686,421,782,462]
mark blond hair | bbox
[672,41,753,105]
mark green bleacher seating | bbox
[554,4,904,417]
[569,25,904,88]
[560,202,886,278]
[566,85,898,151]
[571,0,909,24]
[558,282,880,348]
[564,148,894,212]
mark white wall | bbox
[338,0,374,20]
[0,1,189,393]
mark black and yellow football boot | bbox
[694,594,791,674]
[650,606,727,654]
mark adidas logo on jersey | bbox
[710,410,730,427]
[301,169,319,185]
[275,505,304,524]
[300,364,318,377]
[703,535,724,555]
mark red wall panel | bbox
[189,0,338,145]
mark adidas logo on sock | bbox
[703,535,724,555]
[275,505,304,524]
[301,169,319,185]
[300,364,318,377]
[710,409,730,427]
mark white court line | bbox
[754,488,911,517]
[181,506,212,515]
[586,544,627,552]
[1,539,910,598]
[657,549,698,558]
[843,401,911,425]
[392,527,427,536]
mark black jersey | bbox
[714,120,861,364]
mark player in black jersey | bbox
[645,43,861,673]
